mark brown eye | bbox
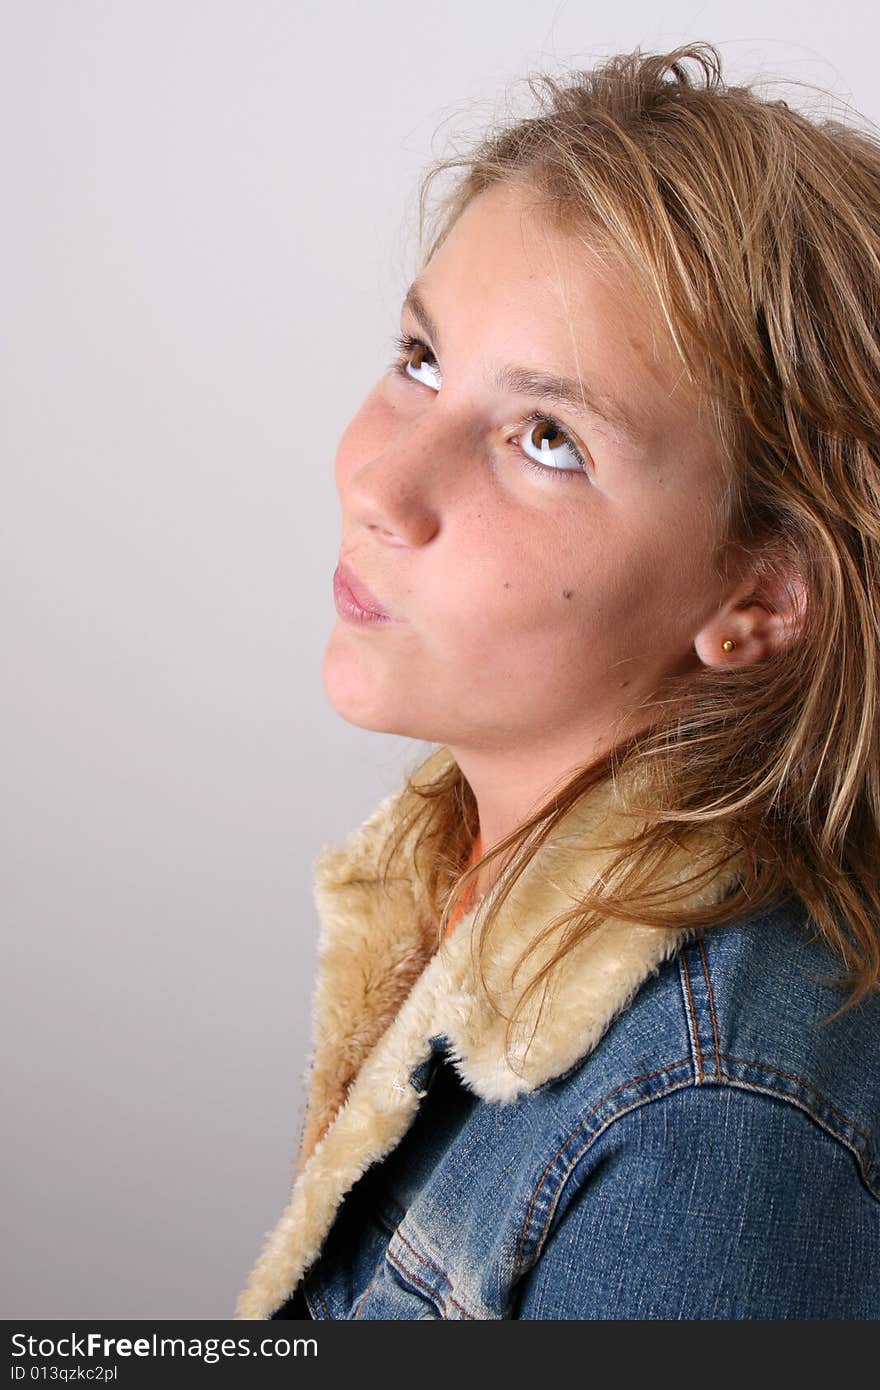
[390,331,442,390]
[401,339,441,390]
[519,412,587,476]
[529,421,566,452]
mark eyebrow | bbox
[402,282,647,441]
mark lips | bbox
[334,560,393,619]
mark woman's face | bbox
[323,178,729,762]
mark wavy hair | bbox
[376,41,880,1068]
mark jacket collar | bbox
[235,744,743,1318]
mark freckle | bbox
[503,581,511,589]
[562,589,573,599]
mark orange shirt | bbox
[444,832,482,939]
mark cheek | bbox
[581,505,715,654]
[428,536,589,671]
[498,516,688,666]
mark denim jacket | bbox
[235,747,880,1320]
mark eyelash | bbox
[388,331,591,482]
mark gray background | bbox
[2,0,875,1319]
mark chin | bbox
[321,640,403,734]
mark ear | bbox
[693,545,809,668]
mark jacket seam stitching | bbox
[353,1250,387,1318]
[697,932,723,1077]
[515,1059,879,1276]
[390,1226,478,1320]
[514,1056,692,1276]
[719,1053,877,1171]
[535,1077,878,1263]
[384,1244,451,1318]
[679,949,704,1080]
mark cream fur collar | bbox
[235,745,742,1319]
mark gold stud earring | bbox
[721,638,736,652]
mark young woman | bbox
[235,42,880,1320]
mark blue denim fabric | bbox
[271,894,880,1320]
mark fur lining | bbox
[234,745,743,1319]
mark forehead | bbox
[418,180,700,439]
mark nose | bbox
[340,413,449,547]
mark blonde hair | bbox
[377,41,880,1069]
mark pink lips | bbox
[333,561,396,623]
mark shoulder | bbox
[515,1078,879,1318]
[513,896,880,1317]
[542,891,879,1199]
[677,891,880,1195]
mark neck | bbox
[450,732,633,900]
